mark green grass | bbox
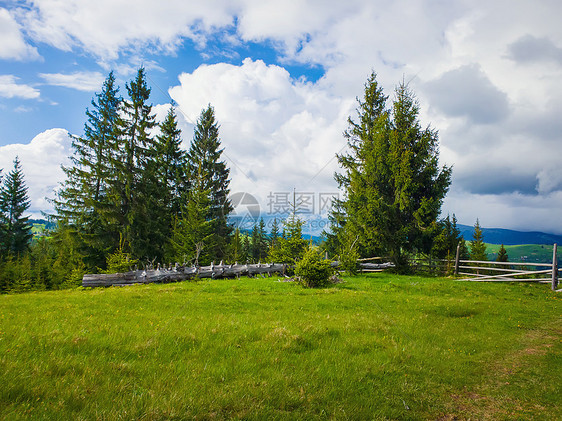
[0,275,560,420]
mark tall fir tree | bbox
[153,106,187,217]
[54,71,121,268]
[328,72,452,269]
[149,106,188,260]
[0,157,32,256]
[186,105,233,260]
[110,67,158,259]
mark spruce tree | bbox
[496,244,509,269]
[269,213,307,265]
[241,235,250,263]
[0,168,4,251]
[153,106,187,217]
[54,71,121,268]
[110,67,158,259]
[496,244,508,262]
[249,218,268,262]
[250,223,260,263]
[0,157,32,256]
[469,219,488,261]
[230,227,242,263]
[186,105,233,260]
[148,106,188,259]
[270,218,280,249]
[432,214,464,259]
[329,72,452,269]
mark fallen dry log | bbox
[82,259,394,288]
[82,263,287,287]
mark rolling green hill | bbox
[485,243,557,264]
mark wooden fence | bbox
[411,243,559,291]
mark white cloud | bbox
[0,8,39,60]
[18,0,235,60]
[0,75,40,99]
[39,71,105,92]
[0,129,72,217]
[169,58,351,210]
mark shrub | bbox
[295,247,334,288]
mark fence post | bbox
[552,243,558,291]
[454,242,461,275]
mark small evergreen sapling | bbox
[295,247,334,288]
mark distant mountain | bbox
[230,216,562,246]
[457,224,562,246]
[229,214,326,242]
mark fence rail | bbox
[374,243,560,291]
[454,242,559,291]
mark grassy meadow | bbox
[0,274,560,420]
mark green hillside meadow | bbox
[0,274,560,420]
[486,243,558,265]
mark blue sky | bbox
[1,0,562,234]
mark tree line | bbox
[0,69,506,292]
[54,69,233,270]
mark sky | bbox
[0,0,561,234]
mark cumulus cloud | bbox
[0,75,40,99]
[18,0,235,60]
[0,129,72,216]
[423,64,509,125]
[0,8,39,60]
[39,71,106,92]
[168,58,351,210]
